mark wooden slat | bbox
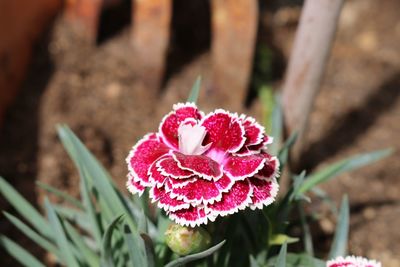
[211,0,258,109]
[131,0,172,90]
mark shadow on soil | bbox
[301,72,400,171]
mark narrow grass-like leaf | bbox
[250,255,261,267]
[328,195,349,258]
[165,240,226,267]
[278,133,298,169]
[53,205,92,233]
[269,93,283,155]
[58,125,136,230]
[187,76,202,103]
[3,212,60,258]
[260,86,275,136]
[0,176,52,239]
[141,233,156,267]
[0,235,45,267]
[298,203,314,257]
[123,224,148,267]
[45,198,80,267]
[299,149,392,194]
[64,220,99,267]
[80,167,103,244]
[269,234,299,246]
[276,242,287,267]
[101,215,124,267]
[36,181,84,209]
[268,253,325,267]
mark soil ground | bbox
[1,0,399,266]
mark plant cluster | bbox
[0,80,389,267]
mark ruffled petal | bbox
[223,154,266,180]
[327,256,381,267]
[149,185,189,212]
[201,110,245,153]
[126,174,145,196]
[159,103,203,149]
[168,206,209,227]
[126,134,169,186]
[248,177,279,210]
[255,155,279,179]
[148,157,169,187]
[166,177,196,189]
[169,174,234,205]
[172,152,223,180]
[157,154,193,178]
[240,115,264,147]
[207,179,253,217]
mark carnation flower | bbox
[327,256,381,267]
[126,103,279,227]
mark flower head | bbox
[126,103,279,227]
[327,256,381,267]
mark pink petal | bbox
[240,115,264,147]
[223,154,266,180]
[148,157,169,187]
[170,175,234,204]
[248,135,273,151]
[172,151,223,180]
[168,206,209,227]
[126,134,169,186]
[166,177,196,189]
[149,186,189,212]
[208,179,253,217]
[201,110,245,153]
[248,177,279,210]
[327,256,381,267]
[159,103,203,149]
[157,155,193,178]
[255,155,279,179]
[126,175,145,196]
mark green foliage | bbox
[0,81,391,267]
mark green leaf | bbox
[64,220,99,267]
[53,205,92,233]
[328,195,349,259]
[276,242,287,267]
[165,240,226,267]
[123,224,148,267]
[260,86,275,136]
[299,149,392,194]
[79,167,103,244]
[45,198,80,267]
[250,255,261,267]
[36,181,84,209]
[3,212,60,258]
[57,125,136,230]
[101,215,124,267]
[269,234,299,246]
[269,93,283,155]
[0,235,46,267]
[278,132,298,169]
[268,253,325,267]
[187,76,202,103]
[298,203,314,257]
[0,176,52,240]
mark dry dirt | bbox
[1,0,399,266]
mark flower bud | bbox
[165,223,211,256]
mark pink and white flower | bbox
[126,103,279,227]
[327,256,381,267]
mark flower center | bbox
[178,123,211,155]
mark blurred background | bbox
[0,0,399,266]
